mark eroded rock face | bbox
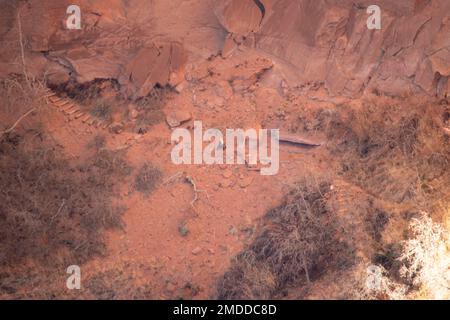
[0,0,222,98]
[213,0,264,35]
[0,0,449,98]
[250,0,450,97]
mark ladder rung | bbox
[55,100,70,108]
[74,111,85,119]
[61,103,75,111]
[67,108,80,115]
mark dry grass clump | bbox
[90,101,113,121]
[325,99,449,208]
[217,176,355,299]
[49,80,166,133]
[0,77,48,136]
[313,98,450,300]
[217,251,276,300]
[49,79,121,104]
[134,163,163,196]
[133,87,167,134]
[359,212,450,300]
[0,132,129,268]
[398,212,450,299]
[85,268,153,300]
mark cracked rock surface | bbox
[1,0,449,98]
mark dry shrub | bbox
[90,101,113,121]
[217,251,276,300]
[133,87,167,134]
[94,148,133,177]
[134,163,162,196]
[360,212,450,300]
[398,212,450,299]
[49,80,166,134]
[0,77,48,130]
[326,100,449,207]
[365,208,389,243]
[85,269,153,300]
[87,134,106,150]
[0,132,129,268]
[217,176,355,299]
[49,79,121,104]
[357,264,408,300]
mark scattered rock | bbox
[175,81,188,93]
[239,176,253,188]
[281,80,289,95]
[109,122,124,134]
[192,247,203,255]
[129,107,139,120]
[169,70,185,87]
[222,169,233,179]
[166,282,177,293]
[214,0,264,36]
[206,96,226,108]
[219,179,233,188]
[215,81,234,100]
[166,110,192,128]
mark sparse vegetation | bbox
[134,87,167,134]
[219,97,450,300]
[325,99,449,208]
[0,133,129,268]
[217,175,355,299]
[398,212,450,299]
[90,101,112,121]
[134,163,163,196]
[359,212,450,300]
[85,269,153,300]
[87,135,106,150]
[178,224,189,237]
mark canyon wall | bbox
[1,0,449,98]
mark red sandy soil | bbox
[12,48,339,299]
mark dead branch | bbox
[185,175,209,208]
[0,107,36,137]
[279,133,322,147]
[163,171,184,185]
[17,8,31,90]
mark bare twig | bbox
[185,175,209,208]
[0,107,36,137]
[50,199,66,224]
[303,255,311,284]
[17,8,31,90]
[163,171,183,185]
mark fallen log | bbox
[279,133,322,147]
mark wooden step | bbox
[44,89,56,96]
[49,95,63,102]
[62,106,76,114]
[54,100,71,108]
[44,87,108,131]
[61,103,75,112]
[66,107,80,115]
[74,111,85,119]
[81,115,91,123]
